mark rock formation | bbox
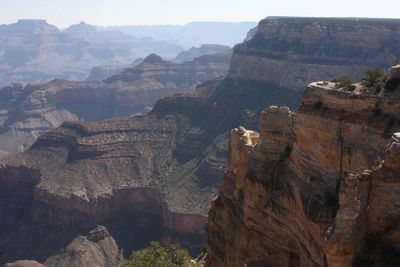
[2,17,400,266]
[0,52,230,156]
[205,77,400,266]
[0,20,183,87]
[44,226,123,267]
[3,226,122,267]
[229,17,400,92]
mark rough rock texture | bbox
[0,52,229,156]
[0,76,300,265]
[326,132,400,267]
[3,17,400,266]
[229,17,400,92]
[44,226,123,267]
[0,84,79,156]
[206,83,400,267]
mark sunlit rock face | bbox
[229,17,400,92]
[205,82,400,267]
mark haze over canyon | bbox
[0,7,400,267]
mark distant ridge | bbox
[101,21,258,48]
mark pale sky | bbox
[1,0,399,27]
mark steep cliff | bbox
[229,17,400,91]
[2,17,400,266]
[205,78,400,266]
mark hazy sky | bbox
[1,0,399,27]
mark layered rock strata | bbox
[0,75,299,264]
[229,17,400,91]
[0,52,230,156]
[206,82,400,266]
[0,19,183,86]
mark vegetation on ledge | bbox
[120,241,192,267]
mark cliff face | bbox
[0,84,79,156]
[2,17,400,266]
[0,76,300,265]
[0,53,230,156]
[205,82,400,266]
[229,17,400,91]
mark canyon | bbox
[1,17,400,266]
[0,20,184,87]
[0,52,230,156]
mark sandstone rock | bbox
[228,17,400,92]
[206,82,400,267]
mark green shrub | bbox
[332,76,355,91]
[362,68,387,88]
[120,241,191,267]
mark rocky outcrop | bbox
[44,226,123,267]
[229,17,400,92]
[205,80,400,266]
[3,226,123,267]
[326,132,400,267]
[0,52,230,156]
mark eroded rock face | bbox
[0,77,300,265]
[229,17,400,92]
[44,226,123,267]
[0,52,230,157]
[0,115,207,264]
[0,84,79,156]
[327,132,400,267]
[205,84,400,267]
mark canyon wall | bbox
[206,81,400,266]
[2,17,400,266]
[0,53,229,156]
[228,17,400,91]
